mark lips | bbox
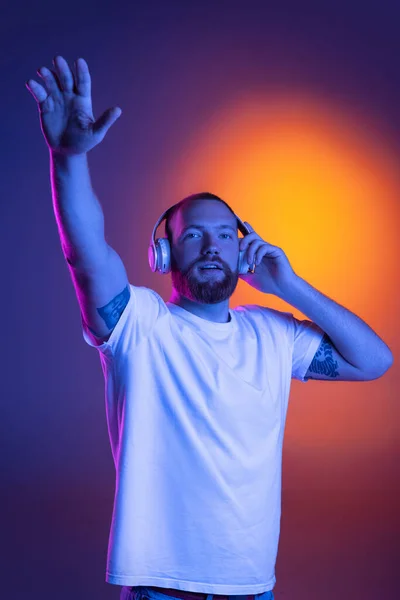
[198,262,223,270]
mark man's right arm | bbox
[26,55,129,342]
[50,151,130,342]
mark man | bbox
[26,55,393,600]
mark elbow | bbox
[374,353,394,379]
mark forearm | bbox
[278,275,393,375]
[50,151,108,269]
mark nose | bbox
[196,233,229,268]
[202,248,222,262]
[201,234,222,255]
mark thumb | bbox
[93,107,122,142]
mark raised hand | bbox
[25,55,122,155]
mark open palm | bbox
[26,55,121,155]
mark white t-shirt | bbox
[81,284,325,593]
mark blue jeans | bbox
[120,585,275,600]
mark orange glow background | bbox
[159,92,399,476]
[9,4,400,597]
[151,96,399,594]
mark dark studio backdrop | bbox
[1,1,399,599]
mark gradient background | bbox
[1,1,399,599]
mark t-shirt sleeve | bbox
[242,304,326,383]
[288,314,326,382]
[81,283,163,356]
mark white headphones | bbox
[148,206,255,275]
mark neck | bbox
[168,293,231,323]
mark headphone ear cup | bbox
[148,243,156,272]
[155,237,171,274]
[238,249,250,275]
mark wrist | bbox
[50,150,88,170]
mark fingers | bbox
[52,55,75,92]
[239,231,258,250]
[27,56,91,104]
[35,65,63,102]
[246,242,263,267]
[239,234,265,266]
[25,79,48,104]
[74,57,91,98]
[50,55,92,98]
[92,106,122,143]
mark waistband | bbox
[146,587,257,600]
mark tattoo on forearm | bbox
[308,334,340,378]
[97,284,131,329]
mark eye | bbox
[185,233,232,239]
[183,233,232,239]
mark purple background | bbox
[2,1,399,599]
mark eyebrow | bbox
[180,224,237,237]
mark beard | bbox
[170,257,240,304]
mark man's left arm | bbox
[277,275,393,379]
[238,222,393,379]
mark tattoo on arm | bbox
[308,333,340,378]
[95,284,131,330]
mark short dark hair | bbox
[164,192,237,245]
